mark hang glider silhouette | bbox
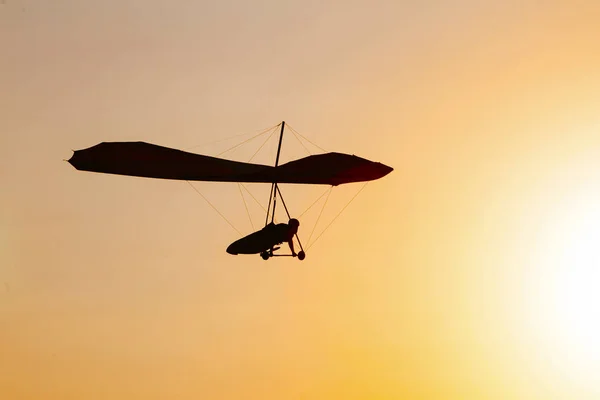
[68,122,393,260]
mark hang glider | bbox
[68,142,392,186]
[68,121,393,260]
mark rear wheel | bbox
[297,251,305,261]
[260,251,270,260]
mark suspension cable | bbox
[217,124,280,157]
[240,184,267,212]
[248,128,277,162]
[238,183,254,231]
[289,128,311,156]
[298,186,333,219]
[286,124,327,153]
[307,182,368,250]
[241,184,277,224]
[185,123,280,151]
[306,188,332,246]
[186,181,241,235]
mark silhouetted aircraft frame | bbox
[68,121,393,261]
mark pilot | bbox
[265,218,300,256]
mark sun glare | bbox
[528,189,600,382]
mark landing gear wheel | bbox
[260,251,270,260]
[297,251,305,261]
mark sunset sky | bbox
[2,1,600,399]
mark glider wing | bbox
[68,142,392,185]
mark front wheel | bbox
[297,251,306,261]
[260,251,270,260]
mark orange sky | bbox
[2,1,600,399]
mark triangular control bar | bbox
[261,121,306,261]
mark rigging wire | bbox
[289,128,312,156]
[286,124,327,153]
[216,124,280,157]
[238,183,254,231]
[240,184,267,213]
[240,184,278,224]
[306,187,332,247]
[248,128,277,162]
[185,123,279,151]
[185,123,280,151]
[186,181,241,235]
[307,182,369,250]
[298,186,333,219]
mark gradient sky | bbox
[2,1,600,399]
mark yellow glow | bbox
[528,188,600,383]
